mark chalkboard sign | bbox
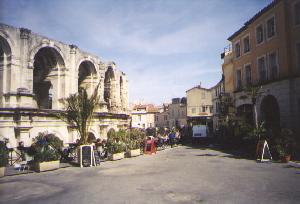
[79,145,93,168]
[256,140,272,162]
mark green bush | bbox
[0,141,9,167]
[29,133,63,162]
[107,141,126,154]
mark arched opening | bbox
[104,67,115,109]
[260,95,280,138]
[33,47,65,109]
[87,132,96,143]
[0,36,12,103]
[237,104,254,125]
[120,76,123,110]
[78,61,97,94]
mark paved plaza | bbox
[0,146,300,204]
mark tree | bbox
[57,84,100,145]
[241,86,263,129]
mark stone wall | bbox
[0,23,130,147]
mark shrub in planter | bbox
[107,141,126,161]
[0,141,9,177]
[275,129,295,163]
[28,133,63,171]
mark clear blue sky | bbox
[0,0,272,104]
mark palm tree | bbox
[57,84,100,145]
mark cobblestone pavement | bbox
[0,146,300,204]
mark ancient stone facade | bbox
[0,23,130,147]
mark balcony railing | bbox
[221,44,232,59]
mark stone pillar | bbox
[69,45,77,95]
[19,28,31,91]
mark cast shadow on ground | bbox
[184,144,254,161]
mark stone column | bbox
[69,45,77,95]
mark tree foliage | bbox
[57,85,100,145]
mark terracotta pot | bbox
[281,155,291,163]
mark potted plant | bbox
[107,141,126,161]
[275,129,295,163]
[28,133,63,172]
[126,129,143,157]
[0,141,9,177]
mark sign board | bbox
[256,140,272,162]
[79,145,93,168]
[192,125,207,138]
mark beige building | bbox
[222,0,300,136]
[186,85,213,125]
[131,104,159,129]
[211,77,225,132]
[0,23,130,148]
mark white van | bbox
[192,125,208,138]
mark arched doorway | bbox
[104,67,115,109]
[0,36,12,104]
[78,61,97,95]
[33,47,65,109]
[260,95,280,138]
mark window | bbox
[297,43,300,71]
[243,36,250,53]
[267,17,276,38]
[192,108,196,114]
[244,64,252,85]
[202,106,206,112]
[236,69,242,90]
[295,2,300,25]
[268,52,278,80]
[138,115,142,121]
[258,56,267,82]
[209,106,213,113]
[235,42,241,58]
[256,24,264,44]
[164,115,168,120]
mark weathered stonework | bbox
[0,23,130,147]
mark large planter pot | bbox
[281,155,291,163]
[0,167,5,178]
[128,149,141,157]
[110,152,125,161]
[35,160,60,172]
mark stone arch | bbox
[29,43,66,68]
[0,35,12,105]
[260,95,280,138]
[33,46,65,109]
[78,60,98,95]
[104,67,116,110]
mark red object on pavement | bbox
[144,139,156,154]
